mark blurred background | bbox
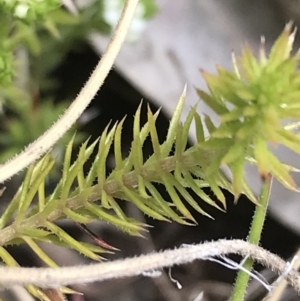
[1,0,300,300]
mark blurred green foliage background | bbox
[0,0,157,162]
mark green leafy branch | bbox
[0,90,253,249]
[0,0,300,299]
[198,23,300,194]
[0,90,257,301]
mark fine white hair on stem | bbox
[206,256,271,292]
[0,0,140,183]
[0,239,299,294]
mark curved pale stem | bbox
[0,0,139,183]
[0,239,299,293]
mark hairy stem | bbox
[231,173,273,301]
[0,239,298,292]
[0,149,204,245]
[0,0,139,183]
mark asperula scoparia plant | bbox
[0,1,300,301]
[198,23,300,197]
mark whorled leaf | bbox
[197,23,300,199]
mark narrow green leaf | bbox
[230,158,245,199]
[210,168,232,190]
[268,152,298,191]
[204,114,217,134]
[277,129,300,154]
[130,109,160,167]
[180,105,197,154]
[97,123,117,193]
[241,180,259,205]
[0,246,19,266]
[38,179,45,212]
[82,139,100,189]
[182,170,224,211]
[18,165,34,211]
[31,153,52,185]
[62,133,76,191]
[174,123,184,160]
[197,89,228,115]
[0,192,21,229]
[27,286,51,301]
[239,44,260,82]
[206,175,226,205]
[34,234,106,255]
[140,109,160,145]
[121,186,169,221]
[15,165,34,224]
[77,162,86,193]
[19,158,55,219]
[140,196,170,218]
[72,242,107,255]
[128,107,161,172]
[133,102,143,141]
[61,287,83,296]
[161,86,186,157]
[20,228,50,240]
[46,222,101,261]
[85,202,143,235]
[145,182,189,224]
[64,208,92,223]
[137,175,150,198]
[166,173,212,218]
[72,138,99,195]
[148,104,161,160]
[174,164,189,188]
[132,102,144,170]
[253,138,269,177]
[268,23,294,71]
[23,236,58,267]
[101,189,110,209]
[61,138,92,202]
[161,173,195,222]
[106,196,128,220]
[96,124,110,187]
[194,112,205,143]
[114,117,126,170]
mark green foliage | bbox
[0,0,62,85]
[197,23,300,198]
[0,0,60,20]
[0,0,158,166]
[0,1,77,164]
[1,1,300,300]
[0,91,259,296]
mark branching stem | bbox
[0,0,139,183]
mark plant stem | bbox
[0,0,140,183]
[230,173,273,301]
[0,239,298,291]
